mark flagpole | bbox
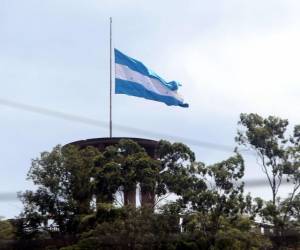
[109,17,112,138]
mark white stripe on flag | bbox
[115,63,183,101]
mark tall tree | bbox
[19,145,100,235]
[236,113,300,244]
[181,153,247,246]
[156,140,199,197]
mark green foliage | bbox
[70,206,182,250]
[94,161,122,203]
[19,145,100,235]
[17,139,164,237]
[0,219,14,240]
[16,136,292,249]
[236,113,300,205]
[94,139,160,206]
[183,214,269,250]
[236,113,300,248]
[182,154,246,226]
[156,140,203,198]
[71,206,267,250]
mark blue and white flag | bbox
[114,49,189,108]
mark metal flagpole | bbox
[109,17,112,138]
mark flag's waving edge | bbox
[114,49,189,108]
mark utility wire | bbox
[0,97,238,153]
[0,98,267,202]
[0,179,293,202]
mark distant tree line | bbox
[1,113,300,250]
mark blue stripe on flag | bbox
[115,79,189,108]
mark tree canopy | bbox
[7,113,300,249]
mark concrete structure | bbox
[66,137,159,208]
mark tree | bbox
[16,138,271,249]
[19,145,100,235]
[236,113,300,246]
[236,113,299,205]
[117,140,148,207]
[180,153,256,249]
[207,153,245,225]
[156,140,201,200]
[62,205,184,250]
[94,139,160,207]
[94,145,123,204]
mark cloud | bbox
[167,24,300,124]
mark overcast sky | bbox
[1,0,300,218]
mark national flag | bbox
[114,49,189,108]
